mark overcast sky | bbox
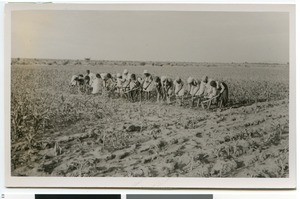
[12,11,289,63]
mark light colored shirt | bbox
[207,86,218,99]
[100,73,107,80]
[88,73,96,86]
[116,77,123,88]
[122,73,131,89]
[70,75,78,86]
[91,78,102,94]
[174,80,185,96]
[189,80,201,96]
[143,75,153,91]
[126,73,132,81]
[196,81,207,96]
[122,73,129,82]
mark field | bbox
[11,58,289,177]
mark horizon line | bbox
[11,57,289,65]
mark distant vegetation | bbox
[11,58,287,68]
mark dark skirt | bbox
[218,82,228,106]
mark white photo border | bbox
[4,3,296,189]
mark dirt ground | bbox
[11,93,289,178]
[10,59,289,178]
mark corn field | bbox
[11,59,289,177]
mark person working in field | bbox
[101,73,113,90]
[154,76,163,103]
[91,73,103,94]
[187,76,201,107]
[174,76,185,106]
[215,80,229,108]
[107,73,118,97]
[122,69,129,79]
[70,74,84,86]
[186,75,209,107]
[121,69,131,92]
[100,72,108,87]
[111,73,117,82]
[110,73,118,89]
[137,77,144,86]
[194,75,209,107]
[120,72,133,100]
[82,75,92,94]
[204,80,228,109]
[107,73,116,91]
[70,75,79,86]
[142,70,154,100]
[123,74,132,94]
[205,78,214,96]
[85,70,96,86]
[115,73,123,96]
[128,73,141,102]
[161,76,174,104]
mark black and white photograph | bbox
[5,3,296,188]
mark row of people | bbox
[70,69,229,109]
